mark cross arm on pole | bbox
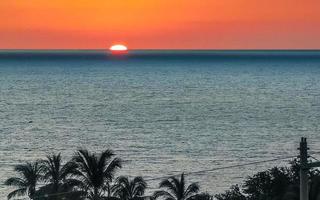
[307,161,320,169]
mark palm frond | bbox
[98,149,114,169]
[73,149,92,174]
[183,183,200,198]
[113,176,130,198]
[5,177,26,187]
[61,161,79,178]
[132,176,147,196]
[7,188,27,200]
[159,178,179,198]
[104,157,122,181]
[153,190,176,200]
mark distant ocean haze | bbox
[0,50,320,198]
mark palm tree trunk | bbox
[94,187,99,200]
[29,187,36,200]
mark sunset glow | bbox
[110,45,128,51]
[0,0,320,49]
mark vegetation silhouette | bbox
[113,176,147,200]
[216,160,320,200]
[153,173,200,200]
[5,161,43,199]
[38,153,82,200]
[4,150,320,200]
[215,185,246,200]
[71,149,122,200]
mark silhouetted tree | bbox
[153,173,199,200]
[212,159,320,200]
[71,149,122,200]
[5,161,43,199]
[215,185,246,200]
[243,166,295,200]
[113,176,147,200]
[39,153,82,199]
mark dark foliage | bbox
[153,173,200,200]
[38,153,81,200]
[113,176,147,200]
[4,152,320,200]
[5,161,44,199]
[215,185,246,200]
[216,160,320,200]
[71,149,122,200]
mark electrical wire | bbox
[5,150,320,198]
[144,155,297,181]
[28,155,297,198]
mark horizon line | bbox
[1,48,320,51]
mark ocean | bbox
[0,50,320,198]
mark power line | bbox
[11,155,297,199]
[0,156,295,187]
[310,151,320,155]
[144,155,297,181]
[310,155,319,162]
[11,149,320,199]
[21,151,320,199]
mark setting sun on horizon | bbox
[1,0,320,49]
[109,44,128,55]
[110,44,128,51]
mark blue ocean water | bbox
[1,50,320,198]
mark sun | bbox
[109,44,128,51]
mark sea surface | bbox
[1,50,320,198]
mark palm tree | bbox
[153,173,200,200]
[71,149,122,200]
[113,176,147,200]
[5,161,43,199]
[40,153,81,199]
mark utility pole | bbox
[298,137,320,200]
[299,137,309,200]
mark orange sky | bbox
[1,0,320,49]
